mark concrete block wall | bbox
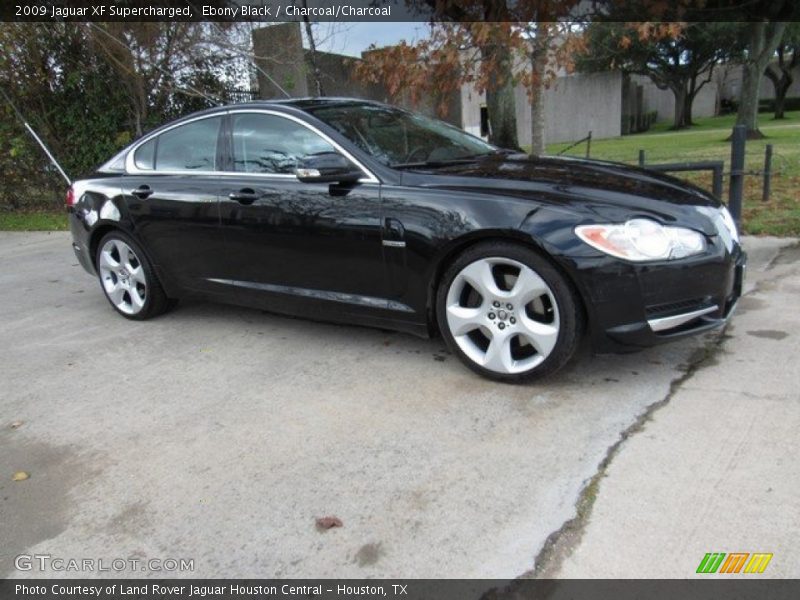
[716,63,800,102]
[461,72,623,145]
[252,23,308,98]
[541,71,622,144]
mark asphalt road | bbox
[1,231,797,579]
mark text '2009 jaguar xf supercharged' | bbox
[67,98,745,382]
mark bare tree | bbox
[89,23,235,136]
[300,0,325,96]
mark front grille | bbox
[645,297,713,319]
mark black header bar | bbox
[2,579,800,600]
[2,0,799,23]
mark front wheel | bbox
[436,242,583,383]
[95,231,171,320]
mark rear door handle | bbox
[131,185,153,199]
[228,188,260,205]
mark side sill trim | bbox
[647,304,719,332]
[206,278,414,313]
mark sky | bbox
[308,22,431,57]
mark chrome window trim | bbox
[125,109,380,184]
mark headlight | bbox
[719,205,740,243]
[575,218,707,261]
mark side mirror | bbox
[295,152,363,184]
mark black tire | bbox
[436,241,584,383]
[95,230,171,320]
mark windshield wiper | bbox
[390,157,481,169]
[390,148,519,169]
[391,150,515,169]
[459,148,519,159]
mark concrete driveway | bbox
[1,231,797,579]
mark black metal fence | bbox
[556,131,592,159]
[638,154,725,201]
[635,125,777,228]
[556,125,780,229]
[635,127,744,225]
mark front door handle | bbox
[228,188,260,205]
[384,218,405,238]
[131,185,153,199]
[383,218,406,248]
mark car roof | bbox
[203,97,389,114]
[169,97,393,123]
[259,97,386,109]
[97,97,392,173]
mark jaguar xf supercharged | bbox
[66,99,745,382]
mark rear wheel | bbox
[436,242,583,382]
[95,231,170,320]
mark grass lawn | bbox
[547,111,800,237]
[0,210,68,231]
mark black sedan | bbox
[67,98,745,382]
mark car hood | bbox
[404,154,722,221]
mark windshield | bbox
[306,103,498,167]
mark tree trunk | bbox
[737,60,763,136]
[482,45,519,149]
[671,84,687,130]
[301,1,324,96]
[735,22,788,138]
[529,78,546,155]
[528,25,549,156]
[474,2,518,149]
[683,91,694,127]
[765,68,793,119]
[774,83,788,119]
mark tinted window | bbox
[134,138,155,170]
[155,117,221,171]
[308,104,496,166]
[232,113,335,174]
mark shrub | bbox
[758,97,800,113]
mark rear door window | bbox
[151,117,222,172]
[133,138,155,170]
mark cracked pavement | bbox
[0,232,797,579]
[548,237,800,579]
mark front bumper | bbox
[568,240,746,353]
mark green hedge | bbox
[622,110,658,135]
[721,97,800,115]
[759,97,800,113]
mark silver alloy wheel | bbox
[445,257,560,374]
[98,239,147,315]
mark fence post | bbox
[712,164,723,199]
[585,131,592,159]
[638,149,646,167]
[728,125,746,225]
[762,144,772,203]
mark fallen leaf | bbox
[315,516,343,531]
[12,471,29,481]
